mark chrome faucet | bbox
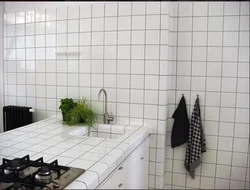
[98,88,114,124]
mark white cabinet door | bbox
[98,137,149,189]
[122,156,149,189]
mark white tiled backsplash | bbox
[165,2,249,190]
[3,2,169,189]
[2,1,249,189]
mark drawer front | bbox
[121,137,149,172]
[99,137,149,189]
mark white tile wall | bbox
[3,2,170,189]
[2,1,249,189]
[165,1,249,190]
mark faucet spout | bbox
[98,88,108,113]
[98,88,114,124]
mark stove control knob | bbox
[52,180,60,188]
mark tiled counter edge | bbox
[67,123,150,189]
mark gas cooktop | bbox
[0,155,85,189]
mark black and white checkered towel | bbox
[184,96,206,179]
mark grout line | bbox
[184,2,194,188]
[171,2,179,188]
[33,11,37,122]
[214,2,225,188]
[4,57,250,64]
[164,156,250,168]
[154,1,162,188]
[4,72,250,79]
[90,4,93,113]
[162,171,248,184]
[142,4,151,186]
[128,2,132,124]
[55,8,58,116]
[102,4,105,119]
[14,12,17,106]
[77,5,80,101]
[4,13,250,27]
[142,2,146,129]
[114,2,118,125]
[24,11,27,108]
[198,2,209,189]
[4,43,250,49]
[5,27,245,35]
[229,3,242,189]
[65,8,69,99]
[5,105,250,127]
[3,95,250,118]
[244,149,250,188]
[2,3,6,108]
[44,9,47,119]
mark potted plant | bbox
[59,98,77,121]
[59,98,97,136]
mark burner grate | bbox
[0,155,84,190]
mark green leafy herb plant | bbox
[59,98,77,121]
[60,98,97,136]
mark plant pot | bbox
[79,118,85,123]
[62,112,66,121]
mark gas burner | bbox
[4,160,25,175]
[0,155,85,189]
[39,166,52,176]
[35,166,53,183]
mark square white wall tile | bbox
[234,123,249,138]
[193,2,208,16]
[179,2,192,16]
[219,122,234,137]
[233,138,248,153]
[215,178,230,189]
[68,6,79,19]
[208,32,223,46]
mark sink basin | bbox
[69,125,124,139]
[69,127,89,136]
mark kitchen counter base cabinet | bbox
[98,137,149,189]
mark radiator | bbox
[3,106,33,132]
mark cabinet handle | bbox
[118,183,123,187]
[141,157,144,160]
[118,166,123,170]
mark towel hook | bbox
[197,94,199,98]
[182,94,184,97]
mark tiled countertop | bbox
[0,116,149,189]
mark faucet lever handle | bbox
[107,112,114,122]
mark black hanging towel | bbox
[184,96,206,179]
[171,95,190,148]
